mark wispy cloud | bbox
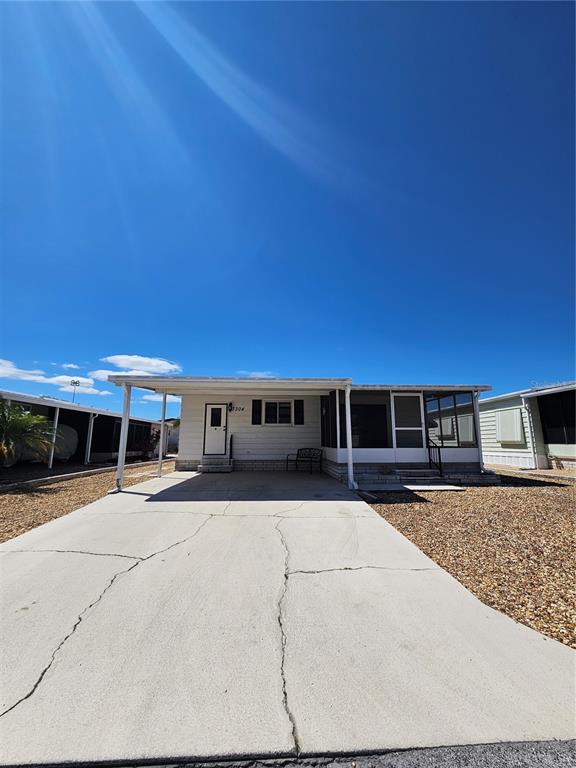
[62,363,80,370]
[0,359,111,396]
[141,394,181,403]
[100,355,181,374]
[67,2,187,164]
[136,2,354,186]
[236,370,276,379]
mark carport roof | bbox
[107,375,491,395]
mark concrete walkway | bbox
[0,472,573,765]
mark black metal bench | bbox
[286,448,322,473]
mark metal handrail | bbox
[228,434,234,466]
[428,438,443,476]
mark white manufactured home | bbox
[109,376,491,489]
[479,382,575,470]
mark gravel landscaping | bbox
[0,461,176,543]
[371,471,575,649]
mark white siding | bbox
[178,392,321,462]
[479,396,545,468]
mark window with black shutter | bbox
[294,399,304,425]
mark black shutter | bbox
[294,399,304,425]
[251,400,262,425]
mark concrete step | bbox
[198,463,233,473]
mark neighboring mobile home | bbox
[479,382,575,470]
[0,389,162,468]
[109,376,491,488]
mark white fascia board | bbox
[0,389,160,424]
[521,384,576,399]
[107,376,353,394]
[481,382,575,404]
[353,384,492,392]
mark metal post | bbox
[335,389,341,450]
[115,385,131,491]
[85,413,97,465]
[157,392,167,477]
[48,407,60,469]
[344,385,355,489]
[473,391,485,472]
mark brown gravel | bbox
[0,461,175,543]
[371,472,575,648]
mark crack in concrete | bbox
[0,514,213,719]
[1,549,141,561]
[288,566,438,576]
[274,502,306,518]
[275,519,300,755]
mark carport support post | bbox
[157,392,167,477]
[115,385,131,491]
[344,385,356,489]
[84,413,97,465]
[47,407,60,469]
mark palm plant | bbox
[0,400,55,467]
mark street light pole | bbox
[70,379,80,403]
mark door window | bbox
[210,408,222,427]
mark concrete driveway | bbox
[0,471,573,764]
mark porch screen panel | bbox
[396,430,423,448]
[339,404,389,448]
[538,391,576,445]
[424,393,477,447]
[455,393,476,446]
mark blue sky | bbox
[0,1,573,418]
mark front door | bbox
[392,393,427,462]
[203,403,227,455]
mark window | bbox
[265,401,291,424]
[538,391,575,446]
[252,400,305,425]
[259,400,304,425]
[425,392,477,448]
[210,408,222,427]
[495,409,523,443]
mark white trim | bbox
[107,375,490,395]
[481,382,575,404]
[473,392,485,470]
[157,392,167,477]
[344,385,355,489]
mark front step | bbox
[198,457,233,473]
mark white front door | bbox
[203,404,227,455]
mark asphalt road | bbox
[163,740,576,768]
